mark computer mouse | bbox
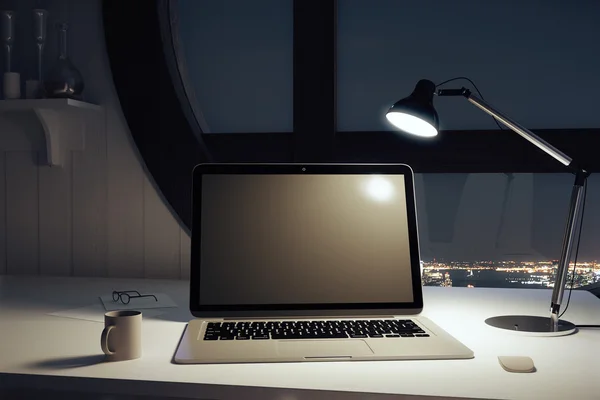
[498,356,536,373]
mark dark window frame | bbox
[103,0,600,231]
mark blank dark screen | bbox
[199,174,414,305]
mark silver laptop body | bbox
[174,163,473,364]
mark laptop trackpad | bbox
[277,340,374,359]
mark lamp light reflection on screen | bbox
[364,176,395,202]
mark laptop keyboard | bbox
[203,319,430,340]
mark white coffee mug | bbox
[101,310,142,362]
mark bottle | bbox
[44,22,84,99]
[31,9,48,98]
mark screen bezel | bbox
[189,163,424,318]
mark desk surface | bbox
[0,275,599,400]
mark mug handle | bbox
[101,325,116,355]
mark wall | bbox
[0,0,190,279]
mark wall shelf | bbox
[0,98,102,167]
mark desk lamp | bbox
[386,79,589,336]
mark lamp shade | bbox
[386,79,439,137]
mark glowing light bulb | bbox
[386,112,438,137]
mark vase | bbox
[1,10,14,72]
[33,9,47,98]
[1,10,20,99]
[44,22,84,99]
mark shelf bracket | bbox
[0,99,99,167]
[33,107,85,167]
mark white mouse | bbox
[498,356,536,373]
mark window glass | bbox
[337,0,600,131]
[415,173,599,289]
[176,0,293,133]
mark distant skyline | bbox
[421,257,599,263]
[421,259,600,289]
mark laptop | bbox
[174,163,473,364]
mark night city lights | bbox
[421,260,600,289]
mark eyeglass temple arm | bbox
[141,294,158,301]
[126,294,158,302]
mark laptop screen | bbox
[195,167,420,311]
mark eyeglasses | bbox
[112,290,158,305]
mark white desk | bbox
[1,276,599,400]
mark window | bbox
[105,0,600,290]
[333,0,600,289]
[175,0,293,133]
[415,173,599,288]
[337,0,600,131]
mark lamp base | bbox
[484,315,577,337]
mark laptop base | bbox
[174,316,473,364]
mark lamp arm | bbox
[438,87,590,331]
[550,169,587,329]
[438,88,573,166]
[468,94,573,166]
